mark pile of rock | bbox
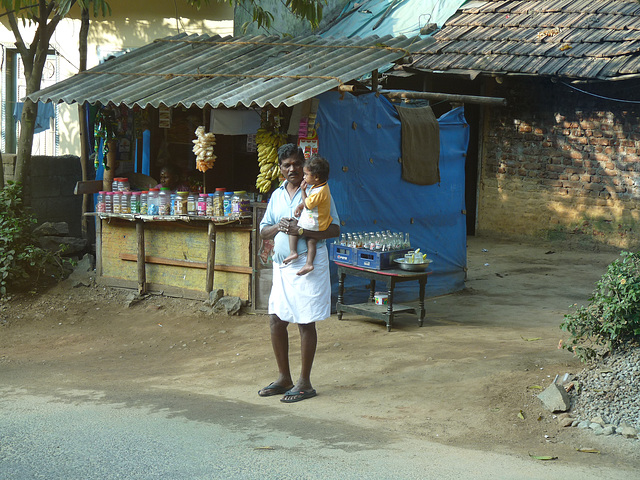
[34,221,87,256]
[537,345,640,440]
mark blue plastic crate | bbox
[356,248,411,270]
[329,243,357,265]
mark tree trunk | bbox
[8,8,61,188]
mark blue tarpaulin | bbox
[316,91,468,302]
[321,0,466,39]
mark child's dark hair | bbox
[304,155,330,183]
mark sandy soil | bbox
[1,235,638,470]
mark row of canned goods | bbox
[95,188,250,217]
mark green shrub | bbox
[560,251,640,362]
[0,182,67,296]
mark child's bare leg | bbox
[284,234,298,264]
[297,238,316,275]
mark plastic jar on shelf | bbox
[105,192,114,213]
[120,191,132,214]
[231,191,250,218]
[112,191,122,214]
[158,187,171,215]
[111,177,120,192]
[197,193,207,216]
[118,177,130,192]
[213,188,225,217]
[130,192,141,214]
[206,194,214,216]
[170,192,177,216]
[175,191,188,215]
[187,193,198,215]
[140,191,149,214]
[223,192,234,217]
[147,188,160,215]
[96,191,106,213]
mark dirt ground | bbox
[1,234,638,471]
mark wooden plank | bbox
[119,253,252,274]
[74,180,103,195]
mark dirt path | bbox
[1,235,638,471]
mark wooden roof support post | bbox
[136,219,147,295]
[372,69,379,93]
[206,222,216,294]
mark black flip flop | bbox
[280,388,317,403]
[258,382,293,397]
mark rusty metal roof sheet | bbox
[29,33,433,108]
[409,0,640,80]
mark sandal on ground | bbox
[280,388,317,403]
[258,382,293,397]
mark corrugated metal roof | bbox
[408,0,640,80]
[29,33,434,109]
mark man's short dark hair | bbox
[305,155,330,183]
[277,143,305,164]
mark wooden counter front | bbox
[95,214,252,301]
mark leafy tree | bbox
[188,0,325,32]
[0,0,111,189]
[1,0,324,191]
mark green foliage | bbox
[187,0,324,31]
[560,251,640,362]
[0,182,68,297]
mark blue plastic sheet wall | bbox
[315,91,468,303]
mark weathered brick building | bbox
[404,0,640,249]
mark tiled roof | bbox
[408,0,640,80]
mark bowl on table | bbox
[394,258,433,271]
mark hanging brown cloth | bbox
[396,105,440,185]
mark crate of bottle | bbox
[329,242,357,265]
[356,248,411,270]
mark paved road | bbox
[0,388,630,480]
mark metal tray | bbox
[394,258,432,271]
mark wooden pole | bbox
[380,90,507,107]
[205,221,216,293]
[136,220,146,295]
[103,139,117,191]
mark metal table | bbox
[335,262,432,331]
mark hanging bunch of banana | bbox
[255,128,287,193]
[193,125,217,172]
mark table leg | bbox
[418,278,426,327]
[385,279,394,332]
[337,270,345,320]
[368,280,376,303]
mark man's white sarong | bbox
[269,246,331,324]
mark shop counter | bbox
[91,212,264,306]
[335,262,432,331]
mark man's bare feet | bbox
[283,252,298,264]
[297,264,314,276]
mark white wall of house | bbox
[1,0,233,156]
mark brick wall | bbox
[2,154,83,237]
[478,77,640,249]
